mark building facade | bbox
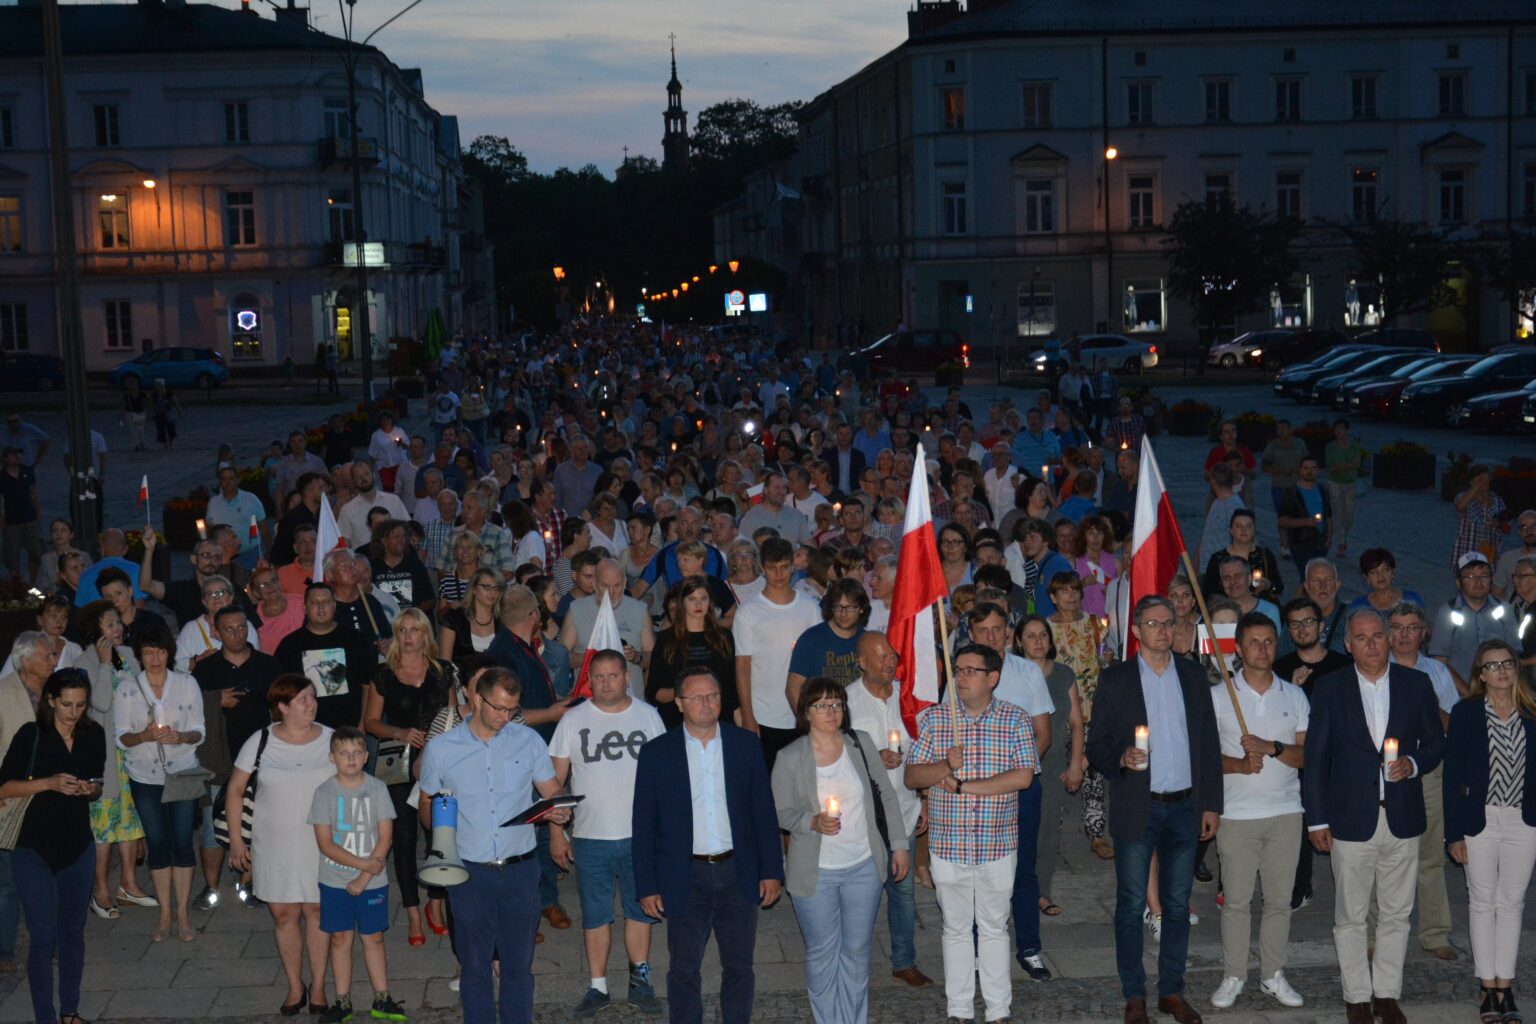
[792,0,1536,352]
[0,0,486,372]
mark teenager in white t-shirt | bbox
[731,537,821,768]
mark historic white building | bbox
[0,0,489,372]
[795,0,1536,351]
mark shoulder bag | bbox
[847,731,891,852]
[213,728,270,849]
[133,674,212,804]
[0,728,42,851]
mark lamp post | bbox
[41,0,96,544]
[1102,145,1117,334]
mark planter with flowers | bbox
[1493,456,1536,512]
[162,490,210,550]
[1292,420,1333,463]
[1166,398,1220,437]
[0,581,42,662]
[123,529,171,581]
[1229,411,1277,453]
[1441,451,1477,502]
[1371,440,1435,491]
[936,361,966,387]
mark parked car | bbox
[1028,333,1159,375]
[843,329,969,375]
[1459,379,1536,432]
[1350,327,1441,351]
[0,353,65,392]
[1207,328,1348,370]
[1398,349,1536,426]
[1272,346,1412,399]
[107,347,228,390]
[1309,352,1439,406]
[1344,355,1480,417]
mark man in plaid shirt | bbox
[530,479,566,574]
[906,643,1039,1024]
[436,491,515,579]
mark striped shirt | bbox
[1487,701,1526,809]
[908,698,1039,865]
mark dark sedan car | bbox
[1398,350,1536,426]
[0,353,65,391]
[1351,327,1442,351]
[1459,379,1536,432]
[843,329,970,375]
[1273,347,1413,400]
[1308,351,1435,406]
[1348,356,1480,417]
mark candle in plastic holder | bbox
[826,795,840,818]
[1133,725,1149,770]
[889,730,901,752]
[195,518,207,540]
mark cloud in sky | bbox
[241,0,907,173]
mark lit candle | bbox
[826,795,840,817]
[833,502,842,514]
[1120,440,1129,450]
[195,518,207,540]
[1251,568,1263,584]
[1133,725,1149,770]
[889,729,901,752]
[1383,738,1398,763]
[1314,513,1323,523]
[1041,464,1050,479]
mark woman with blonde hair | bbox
[362,608,455,945]
[437,568,506,667]
[437,530,485,610]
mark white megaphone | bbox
[419,793,469,887]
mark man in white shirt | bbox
[982,443,1023,523]
[1385,601,1457,961]
[844,631,933,990]
[966,602,1055,982]
[336,461,408,549]
[548,650,666,1016]
[730,537,821,766]
[785,466,828,525]
[1209,613,1309,1010]
[392,436,430,515]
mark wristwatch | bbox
[1271,740,1285,758]
[955,778,965,794]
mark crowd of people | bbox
[0,322,1533,1024]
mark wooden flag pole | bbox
[1179,550,1249,735]
[933,601,959,712]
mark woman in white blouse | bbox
[114,621,205,943]
[173,575,259,672]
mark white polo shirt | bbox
[1212,669,1309,820]
[995,651,1055,718]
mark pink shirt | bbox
[256,594,307,653]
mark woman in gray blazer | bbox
[771,677,909,1024]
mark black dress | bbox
[370,661,454,908]
[646,629,738,730]
[0,721,106,872]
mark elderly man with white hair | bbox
[1493,510,1536,599]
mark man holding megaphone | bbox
[417,665,572,1024]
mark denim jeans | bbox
[0,849,17,962]
[128,780,197,869]
[884,827,918,971]
[1012,783,1044,956]
[791,858,882,1024]
[534,824,559,909]
[1113,794,1199,1001]
[666,857,759,1024]
[13,844,92,1024]
[448,856,540,1024]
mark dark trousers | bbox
[387,782,421,909]
[1112,795,1198,1001]
[666,857,759,1024]
[1011,783,1044,956]
[14,844,92,1024]
[1293,826,1314,900]
[448,857,539,1024]
[758,726,799,772]
[535,824,559,908]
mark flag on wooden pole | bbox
[569,591,622,700]
[889,455,948,735]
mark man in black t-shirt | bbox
[274,584,376,729]
[367,520,434,615]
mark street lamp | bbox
[1101,144,1119,332]
[728,259,739,273]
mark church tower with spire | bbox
[662,36,690,172]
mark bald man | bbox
[844,631,933,988]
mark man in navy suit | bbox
[828,423,868,494]
[1303,607,1445,1024]
[632,665,784,1024]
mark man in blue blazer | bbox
[632,666,784,1024]
[1303,607,1445,1024]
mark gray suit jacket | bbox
[770,730,909,899]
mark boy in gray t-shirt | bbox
[307,726,404,1022]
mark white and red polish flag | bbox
[137,475,148,506]
[569,590,621,700]
[1126,439,1188,659]
[890,455,948,736]
[312,497,347,584]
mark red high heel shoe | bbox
[407,930,426,947]
[425,901,448,936]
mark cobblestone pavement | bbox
[1,378,1527,1021]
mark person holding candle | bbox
[904,644,1039,1024]
[1085,595,1223,1024]
[771,676,909,1023]
[1276,457,1334,581]
[1444,640,1536,1023]
[1215,556,1282,633]
[844,631,933,988]
[1207,613,1309,1010]
[1200,509,1284,603]
[1302,607,1445,1024]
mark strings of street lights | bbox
[638,259,739,302]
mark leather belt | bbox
[692,850,734,863]
[1149,788,1193,804]
[469,851,535,868]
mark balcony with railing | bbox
[318,136,381,164]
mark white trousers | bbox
[931,852,1016,1022]
[1465,804,1536,982]
[1329,808,1417,1002]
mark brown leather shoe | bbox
[1124,998,1149,1024]
[542,904,572,929]
[890,966,933,988]
[1425,945,1458,961]
[1345,1001,1373,1024]
[1156,994,1203,1024]
[1092,838,1116,860]
[1372,998,1407,1024]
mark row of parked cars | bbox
[0,347,229,392]
[1271,339,1536,431]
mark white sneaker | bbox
[1260,970,1304,1007]
[1143,908,1162,942]
[1211,976,1244,1009]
